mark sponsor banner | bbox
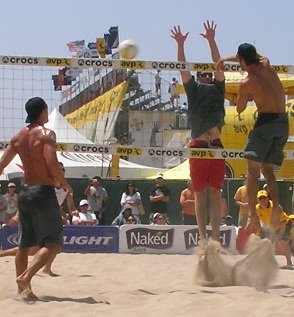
[183,226,236,252]
[119,225,236,254]
[62,226,119,253]
[1,226,119,253]
[0,55,291,73]
[1,141,293,160]
[1,226,18,250]
[65,81,128,144]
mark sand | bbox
[0,251,293,317]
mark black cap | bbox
[237,43,261,65]
[25,97,48,123]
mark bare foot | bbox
[16,276,31,294]
[20,289,39,302]
[42,268,59,277]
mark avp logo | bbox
[116,147,141,156]
[190,149,215,158]
[120,61,145,69]
[46,58,71,66]
[221,151,244,159]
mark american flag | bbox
[67,40,85,52]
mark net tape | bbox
[0,55,292,73]
[0,141,293,160]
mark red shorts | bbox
[189,139,225,191]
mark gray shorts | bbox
[244,113,289,166]
[18,185,63,248]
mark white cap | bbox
[155,173,163,179]
[79,199,89,206]
[8,182,16,188]
[123,204,132,211]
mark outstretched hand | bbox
[170,25,189,45]
[200,20,217,41]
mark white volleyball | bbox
[118,39,139,60]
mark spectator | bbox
[120,181,142,217]
[126,215,138,225]
[256,190,293,268]
[234,175,249,227]
[154,70,161,95]
[149,173,170,221]
[168,77,179,107]
[222,214,234,226]
[112,204,141,226]
[151,213,168,225]
[84,176,109,225]
[180,180,197,225]
[72,199,98,226]
[4,182,18,222]
[0,184,8,226]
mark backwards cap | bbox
[25,97,48,123]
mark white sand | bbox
[0,252,293,317]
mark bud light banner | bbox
[63,226,119,253]
[1,226,18,250]
[0,226,119,253]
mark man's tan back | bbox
[245,62,285,113]
[11,125,56,186]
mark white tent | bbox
[0,109,165,180]
[45,108,93,144]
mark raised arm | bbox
[170,25,192,84]
[0,143,17,175]
[200,20,224,82]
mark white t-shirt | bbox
[72,212,97,224]
[120,192,141,215]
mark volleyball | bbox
[118,39,139,59]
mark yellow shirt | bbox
[256,200,289,224]
[234,185,248,216]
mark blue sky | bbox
[1,0,293,64]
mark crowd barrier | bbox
[0,225,236,254]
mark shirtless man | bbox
[171,21,225,242]
[0,97,72,301]
[217,43,288,233]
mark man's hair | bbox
[237,43,261,65]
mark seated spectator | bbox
[151,212,168,225]
[4,182,18,223]
[112,204,141,226]
[126,215,138,224]
[72,199,98,226]
[256,190,293,268]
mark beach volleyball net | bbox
[0,54,293,173]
